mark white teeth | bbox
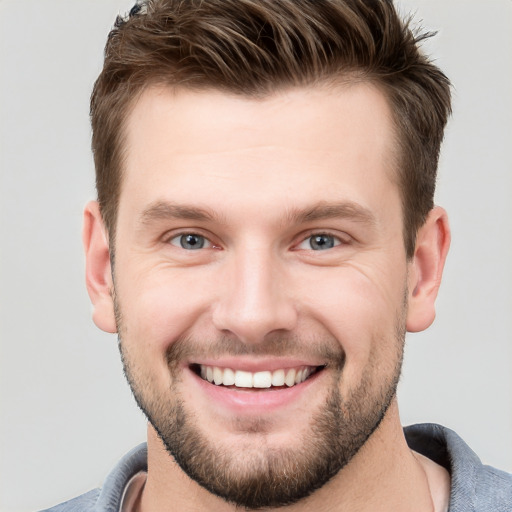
[253,371,272,388]
[285,369,296,387]
[198,364,316,388]
[222,367,235,386]
[271,369,285,386]
[235,370,253,388]
[213,367,223,385]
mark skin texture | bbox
[83,84,451,511]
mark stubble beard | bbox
[116,298,405,509]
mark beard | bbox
[116,299,405,509]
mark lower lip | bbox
[187,368,324,414]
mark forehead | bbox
[119,84,399,224]
[125,82,395,155]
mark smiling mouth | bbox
[190,364,325,389]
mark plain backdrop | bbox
[1,1,511,511]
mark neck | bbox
[139,401,442,512]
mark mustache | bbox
[165,332,345,369]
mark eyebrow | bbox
[138,200,376,227]
[139,201,221,225]
[286,201,376,226]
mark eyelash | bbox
[165,230,349,252]
[295,232,349,251]
[167,232,215,250]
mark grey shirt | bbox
[41,423,512,511]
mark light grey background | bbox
[1,1,511,511]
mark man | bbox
[43,0,512,511]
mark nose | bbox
[212,246,298,345]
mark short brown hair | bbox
[91,0,451,257]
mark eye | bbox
[298,233,341,251]
[169,233,212,250]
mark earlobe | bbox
[83,201,117,333]
[406,206,451,333]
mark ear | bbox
[406,206,451,333]
[83,201,117,333]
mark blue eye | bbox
[298,234,340,251]
[170,233,210,250]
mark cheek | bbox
[297,265,406,381]
[116,266,217,356]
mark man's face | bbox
[112,84,411,508]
